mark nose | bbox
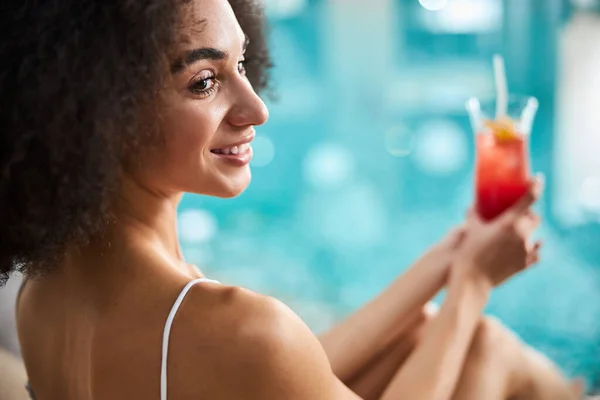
[226,79,269,128]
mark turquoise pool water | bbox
[180,0,600,387]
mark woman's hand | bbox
[451,175,544,289]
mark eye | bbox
[189,77,215,93]
[238,58,247,76]
[188,71,217,97]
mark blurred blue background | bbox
[179,0,600,386]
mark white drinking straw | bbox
[493,54,508,119]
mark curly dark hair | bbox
[0,0,272,286]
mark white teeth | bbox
[213,143,250,155]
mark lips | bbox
[209,139,254,167]
[210,143,251,156]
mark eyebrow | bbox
[171,48,227,73]
[171,35,250,74]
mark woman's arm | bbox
[319,229,463,383]
[380,267,490,400]
[381,178,543,400]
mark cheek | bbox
[164,102,224,161]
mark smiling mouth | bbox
[210,143,251,155]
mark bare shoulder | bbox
[166,283,360,399]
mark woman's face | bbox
[134,0,269,199]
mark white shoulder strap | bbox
[160,278,219,400]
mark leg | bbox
[350,315,521,400]
[451,318,581,400]
[346,305,434,400]
[451,317,528,400]
[512,348,584,400]
[348,311,578,400]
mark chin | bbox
[216,185,248,198]
[209,171,252,199]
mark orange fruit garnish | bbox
[484,117,519,141]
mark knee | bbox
[469,316,519,361]
[391,303,437,352]
[410,303,437,343]
[420,303,437,329]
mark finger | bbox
[499,174,544,224]
[515,212,541,237]
[526,241,542,266]
[526,250,539,267]
[527,240,542,254]
[526,240,539,252]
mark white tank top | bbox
[160,278,219,400]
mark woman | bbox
[0,0,583,399]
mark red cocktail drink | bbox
[467,96,538,221]
[475,129,528,220]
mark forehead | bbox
[180,0,245,51]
